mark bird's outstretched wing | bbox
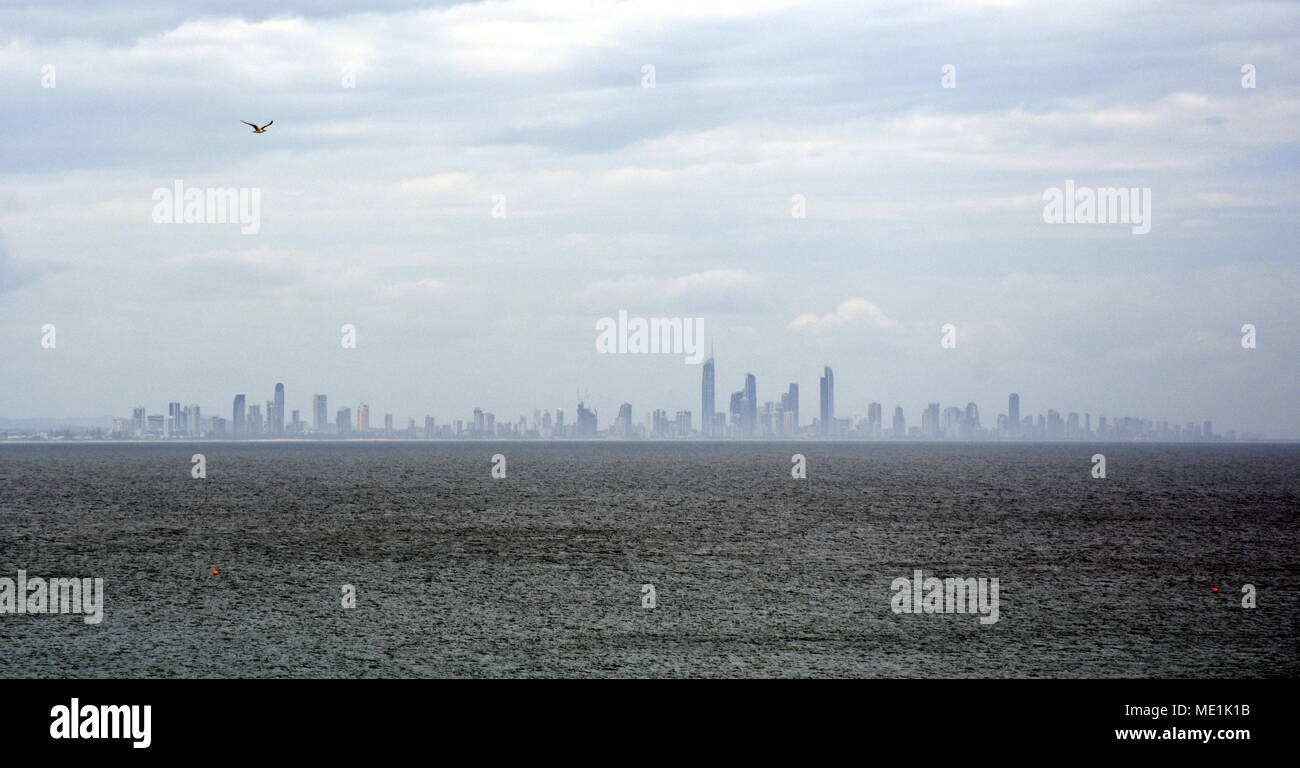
[260,121,274,130]
[241,121,258,129]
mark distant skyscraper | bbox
[617,403,633,438]
[357,403,370,432]
[819,366,834,436]
[575,402,597,437]
[868,402,883,437]
[743,373,757,437]
[336,407,352,435]
[313,395,327,432]
[232,394,246,436]
[924,402,940,438]
[729,391,744,436]
[786,383,799,433]
[248,404,263,435]
[965,402,980,437]
[1008,393,1020,436]
[892,406,905,438]
[701,357,716,437]
[273,383,285,436]
[384,413,393,436]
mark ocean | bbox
[0,441,1295,678]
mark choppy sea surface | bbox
[0,441,1295,678]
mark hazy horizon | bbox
[3,0,1298,436]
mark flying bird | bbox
[241,120,274,133]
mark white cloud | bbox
[788,298,897,332]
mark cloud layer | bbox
[1,0,1298,435]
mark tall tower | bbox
[701,356,716,437]
[313,394,328,432]
[273,383,285,436]
[1008,393,1020,437]
[233,394,246,436]
[819,365,834,436]
[787,383,799,433]
[743,373,757,437]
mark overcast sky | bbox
[2,0,1297,436]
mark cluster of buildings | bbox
[73,367,1251,442]
[690,362,1235,442]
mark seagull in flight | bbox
[241,120,274,133]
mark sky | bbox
[1,0,1297,436]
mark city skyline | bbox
[0,362,1264,441]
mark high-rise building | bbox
[743,373,757,437]
[701,357,716,437]
[941,406,963,438]
[965,402,979,438]
[232,394,246,436]
[819,366,834,436]
[575,403,597,437]
[616,403,634,438]
[727,391,742,437]
[923,402,940,438]
[273,383,285,436]
[168,402,182,437]
[248,404,263,435]
[357,403,370,433]
[313,395,327,432]
[867,402,883,438]
[784,383,799,434]
[336,407,352,435]
[892,406,905,438]
[1008,393,1020,437]
[384,413,393,436]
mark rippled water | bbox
[0,442,1295,678]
